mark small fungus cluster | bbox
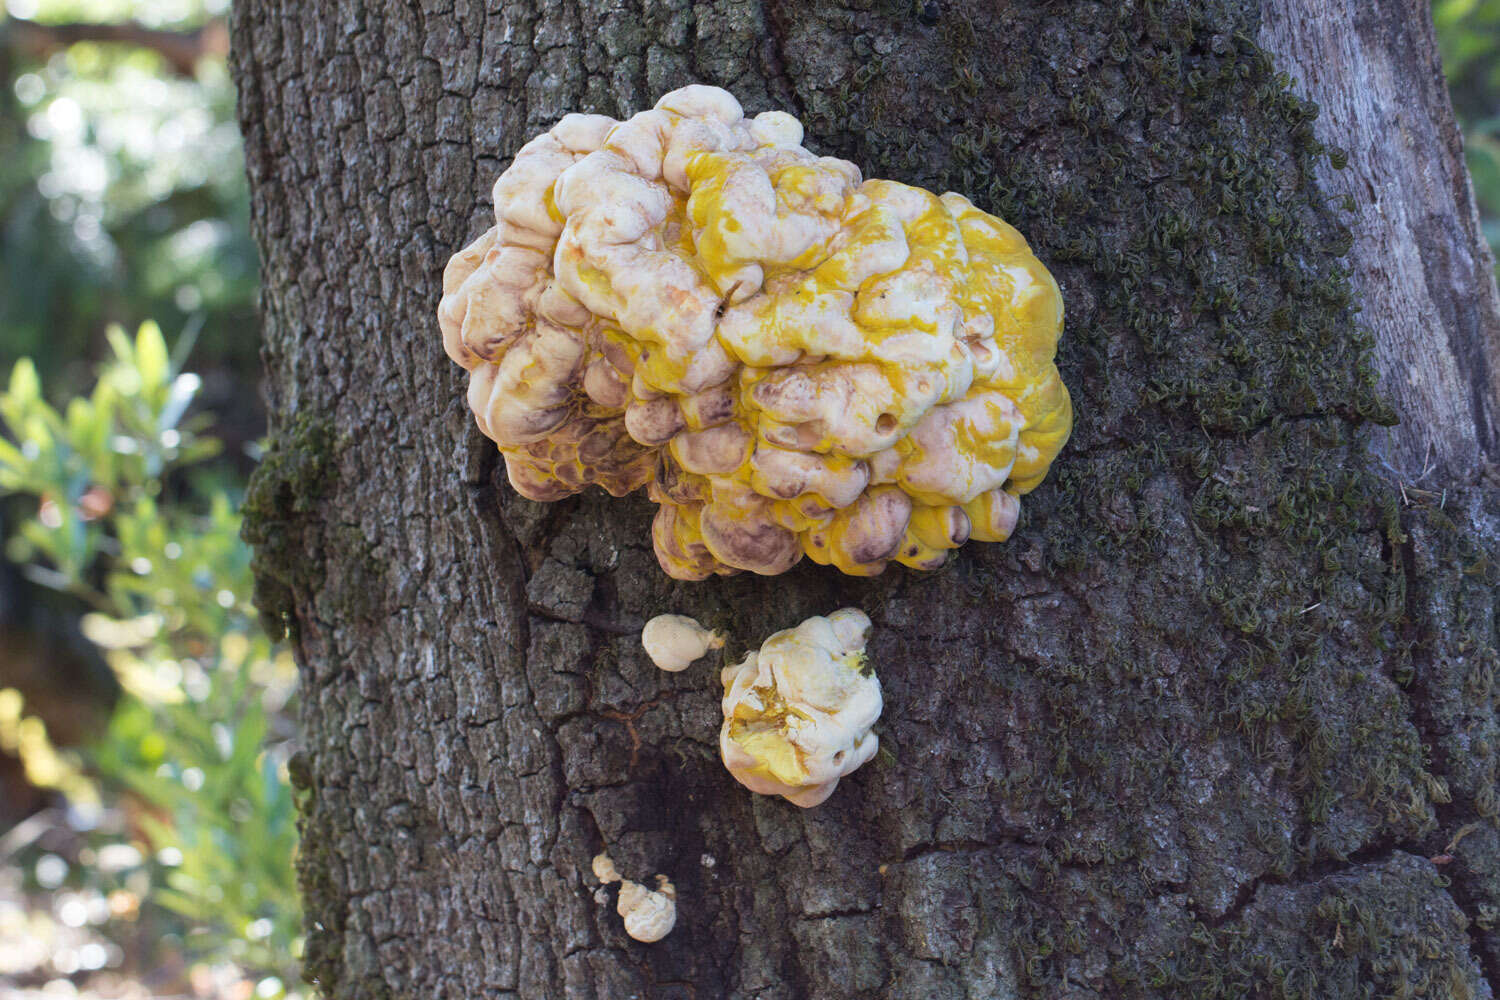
[593,853,678,943]
[440,85,1070,579]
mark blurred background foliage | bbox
[0,324,300,997]
[1436,0,1500,259]
[0,0,298,997]
[0,0,1495,998]
[0,0,257,402]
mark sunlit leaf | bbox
[135,319,170,391]
[8,358,41,406]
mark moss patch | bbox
[241,412,336,640]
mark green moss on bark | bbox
[241,412,336,641]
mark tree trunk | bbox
[230,1,1500,997]
[1258,0,1500,480]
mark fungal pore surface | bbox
[439,85,1070,579]
[720,608,880,807]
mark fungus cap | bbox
[439,86,1070,579]
[719,608,880,807]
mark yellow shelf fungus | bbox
[439,85,1070,579]
[719,608,880,808]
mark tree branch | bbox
[3,15,228,77]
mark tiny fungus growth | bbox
[641,614,724,671]
[591,852,678,943]
[592,852,619,884]
[440,85,1070,579]
[719,608,880,807]
[618,876,678,943]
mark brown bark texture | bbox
[230,1,1500,997]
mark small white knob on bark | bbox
[641,614,724,672]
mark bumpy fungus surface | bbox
[439,85,1070,579]
[618,876,677,943]
[720,608,881,807]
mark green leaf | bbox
[1,360,43,438]
[105,324,136,368]
[8,358,40,406]
[136,320,171,393]
[0,437,29,481]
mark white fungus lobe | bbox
[641,614,724,671]
[618,875,678,943]
[592,852,620,884]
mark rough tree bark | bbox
[230,1,1500,997]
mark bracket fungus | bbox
[439,85,1070,579]
[719,608,880,807]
